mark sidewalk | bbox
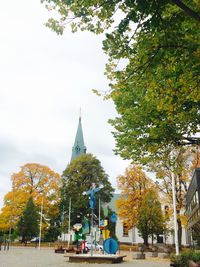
[0,247,170,267]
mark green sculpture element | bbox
[82,217,89,235]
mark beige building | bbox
[109,193,189,246]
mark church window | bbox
[123,223,129,237]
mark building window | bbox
[123,223,129,237]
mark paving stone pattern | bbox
[0,247,170,267]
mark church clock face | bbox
[75,146,80,153]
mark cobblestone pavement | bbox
[0,247,170,267]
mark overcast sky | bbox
[0,0,130,207]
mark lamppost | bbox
[171,172,179,255]
[61,187,66,244]
[98,197,101,228]
[8,179,14,250]
[62,176,72,247]
[67,197,71,249]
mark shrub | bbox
[171,250,200,267]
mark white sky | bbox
[0,0,130,207]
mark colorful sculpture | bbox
[83,183,103,209]
[103,238,119,254]
[110,213,117,223]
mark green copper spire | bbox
[71,116,87,162]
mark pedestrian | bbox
[4,239,9,251]
[0,236,3,251]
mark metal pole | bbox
[99,197,100,227]
[62,186,66,244]
[67,197,71,249]
[8,180,14,249]
[172,172,179,255]
[98,198,101,248]
[62,205,64,243]
[38,197,43,250]
[91,209,94,256]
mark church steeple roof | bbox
[70,116,87,162]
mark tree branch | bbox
[171,0,200,23]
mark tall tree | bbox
[116,165,154,229]
[149,146,200,246]
[62,153,114,226]
[0,163,61,233]
[17,197,39,243]
[42,0,200,161]
[137,189,165,246]
[42,1,200,245]
[43,215,61,242]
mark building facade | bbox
[186,168,200,245]
[109,193,189,246]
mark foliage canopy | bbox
[43,0,200,162]
[0,163,61,233]
[116,165,154,229]
[62,153,114,226]
[136,189,165,246]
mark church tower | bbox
[70,115,87,162]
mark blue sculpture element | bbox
[83,183,103,209]
[110,213,118,223]
[100,219,104,227]
[103,238,119,254]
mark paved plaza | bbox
[0,247,170,267]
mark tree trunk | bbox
[177,210,182,249]
[143,235,148,246]
[22,235,25,243]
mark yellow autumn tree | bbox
[0,163,61,233]
[116,165,154,229]
[190,146,200,171]
[149,146,200,246]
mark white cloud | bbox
[0,0,130,207]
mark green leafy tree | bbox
[17,197,39,243]
[44,215,61,242]
[137,189,166,246]
[42,0,200,162]
[149,146,200,247]
[42,1,200,247]
[62,153,114,226]
[43,1,200,34]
